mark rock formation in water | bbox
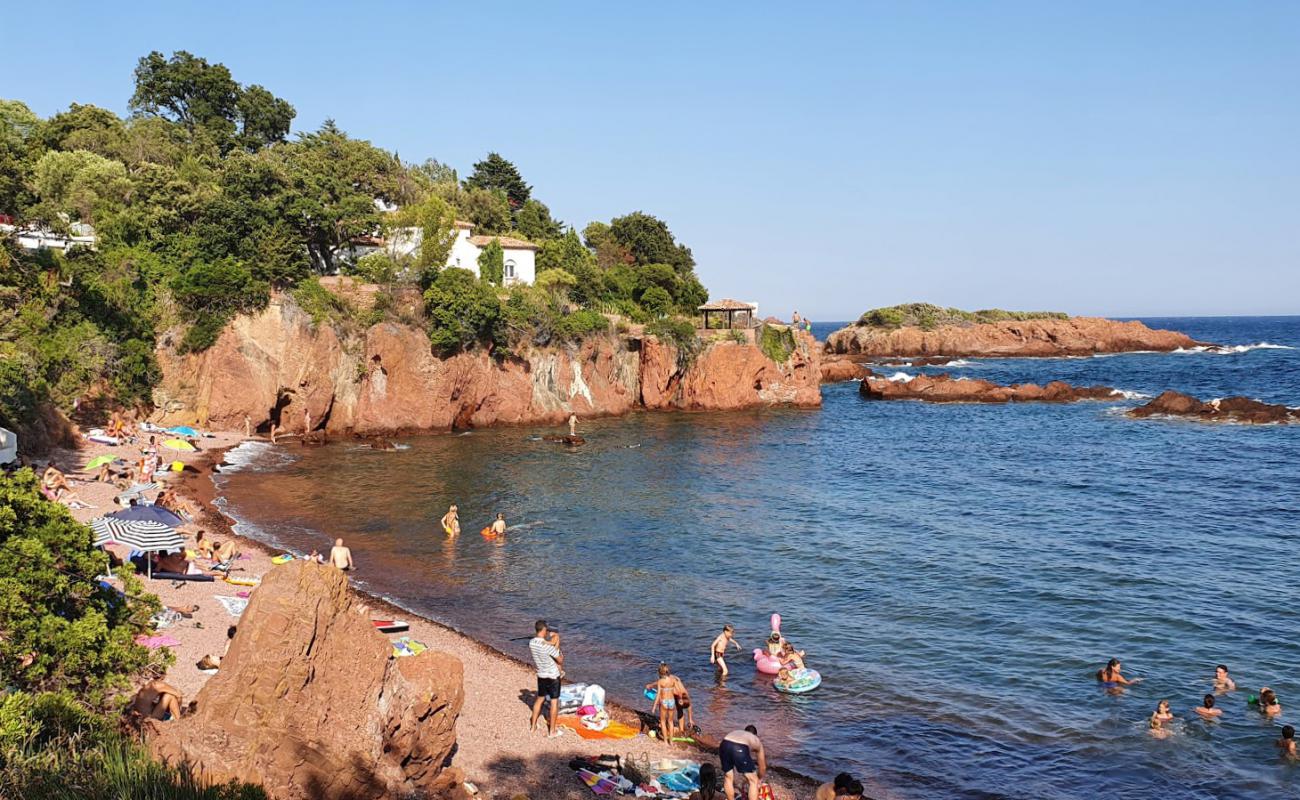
[152,297,821,435]
[860,373,1120,403]
[148,561,467,800]
[826,317,1200,358]
[1128,391,1299,424]
[819,354,875,382]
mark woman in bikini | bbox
[1096,658,1140,691]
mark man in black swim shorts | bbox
[528,619,565,738]
[720,724,766,800]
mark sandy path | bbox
[47,433,819,799]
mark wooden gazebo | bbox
[698,299,758,330]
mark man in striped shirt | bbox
[528,619,565,737]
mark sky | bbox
[3,1,1297,319]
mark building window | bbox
[504,260,516,279]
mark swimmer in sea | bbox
[646,663,680,746]
[1097,658,1140,689]
[1193,694,1222,719]
[1278,725,1297,760]
[1214,664,1236,692]
[1257,688,1282,716]
[1149,700,1174,737]
[440,504,460,536]
[779,640,806,670]
[490,512,507,536]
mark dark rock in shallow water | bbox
[1128,391,1299,424]
[543,434,586,446]
[859,373,1118,403]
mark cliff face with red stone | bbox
[826,317,1200,358]
[149,561,466,800]
[153,298,821,434]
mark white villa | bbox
[351,214,539,285]
[0,217,97,252]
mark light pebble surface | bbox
[50,432,816,799]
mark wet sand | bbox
[49,433,819,799]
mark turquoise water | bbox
[217,317,1300,799]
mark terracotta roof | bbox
[454,220,473,229]
[469,234,540,251]
[698,299,758,311]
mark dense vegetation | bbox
[0,51,711,448]
[858,303,1068,331]
[0,470,265,798]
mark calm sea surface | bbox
[216,316,1300,799]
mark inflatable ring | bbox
[774,668,821,694]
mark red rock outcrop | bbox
[860,373,1119,403]
[1128,391,1299,424]
[819,355,874,383]
[827,317,1200,358]
[149,561,466,800]
[153,298,821,435]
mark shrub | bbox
[640,285,673,318]
[759,323,796,363]
[646,317,702,369]
[554,309,609,342]
[291,277,351,327]
[857,303,1067,329]
[476,239,504,286]
[177,312,229,354]
[423,268,502,356]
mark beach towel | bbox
[658,764,701,792]
[271,554,295,565]
[574,768,618,795]
[216,595,249,617]
[135,634,181,649]
[391,636,427,657]
[556,716,640,740]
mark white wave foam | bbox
[943,359,974,368]
[1109,389,1152,401]
[886,371,915,382]
[1174,342,1294,355]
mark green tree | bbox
[423,267,501,355]
[0,99,42,214]
[235,84,295,150]
[130,51,241,143]
[30,150,132,229]
[640,285,673,317]
[515,199,562,241]
[537,230,600,304]
[535,268,577,294]
[609,211,695,274]
[457,186,511,234]
[477,238,504,286]
[464,152,530,208]
[0,469,157,705]
[392,193,456,279]
[37,103,126,159]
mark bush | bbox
[423,268,502,356]
[640,285,673,318]
[177,312,229,354]
[554,309,609,342]
[857,303,1067,329]
[758,324,795,363]
[646,317,702,369]
[291,277,351,327]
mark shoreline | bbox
[180,440,827,798]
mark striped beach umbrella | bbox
[90,517,184,551]
[108,504,185,527]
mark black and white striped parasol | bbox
[90,517,184,551]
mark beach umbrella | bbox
[162,439,196,452]
[115,482,159,505]
[90,517,184,579]
[85,454,118,470]
[168,426,200,437]
[108,504,185,527]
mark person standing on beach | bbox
[528,620,564,738]
[711,624,741,677]
[303,408,312,436]
[720,725,766,800]
[329,538,354,571]
[568,413,578,437]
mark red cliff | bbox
[153,299,822,435]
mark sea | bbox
[213,316,1300,800]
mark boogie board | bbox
[372,619,409,633]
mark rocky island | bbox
[860,372,1121,403]
[826,303,1201,358]
[1128,391,1300,424]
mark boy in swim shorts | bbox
[711,624,740,677]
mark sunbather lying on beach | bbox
[130,679,182,721]
[1193,694,1222,719]
[42,463,89,506]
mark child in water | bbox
[1256,688,1282,716]
[1193,694,1222,719]
[1278,725,1297,760]
[1149,700,1175,738]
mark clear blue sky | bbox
[4,1,1297,319]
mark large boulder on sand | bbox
[149,561,466,800]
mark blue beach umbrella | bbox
[108,504,186,528]
[168,426,200,437]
